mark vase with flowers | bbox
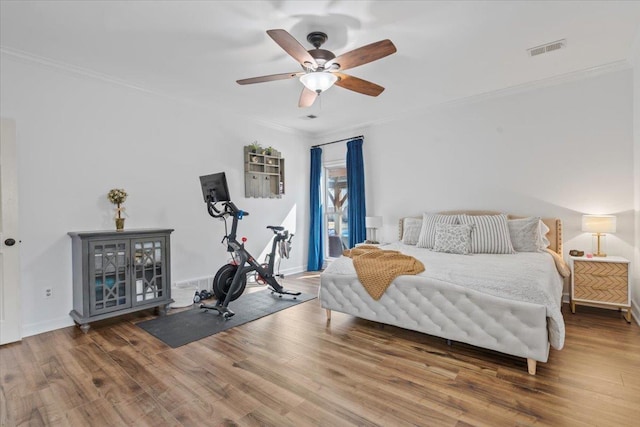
[107,188,128,231]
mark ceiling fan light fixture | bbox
[300,72,338,93]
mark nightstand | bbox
[570,256,631,323]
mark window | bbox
[324,164,348,258]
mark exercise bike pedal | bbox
[220,309,235,319]
[199,303,235,319]
[268,286,302,298]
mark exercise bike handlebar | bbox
[207,199,249,220]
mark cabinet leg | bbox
[570,301,576,314]
[79,323,90,334]
[624,309,632,323]
[157,303,170,316]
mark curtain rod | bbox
[311,135,364,148]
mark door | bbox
[324,163,349,258]
[0,118,21,344]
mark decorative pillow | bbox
[459,213,515,254]
[401,217,423,245]
[433,223,473,255]
[508,217,541,252]
[416,213,459,249]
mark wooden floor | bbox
[1,273,639,427]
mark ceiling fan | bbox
[236,29,397,107]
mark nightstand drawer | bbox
[574,261,627,276]
[573,261,628,304]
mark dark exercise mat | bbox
[136,289,316,348]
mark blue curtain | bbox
[307,147,324,270]
[347,138,366,247]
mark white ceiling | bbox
[2,1,640,135]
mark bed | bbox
[319,211,568,375]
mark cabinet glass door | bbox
[132,238,166,306]
[89,240,130,315]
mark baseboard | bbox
[632,299,640,327]
[565,293,639,327]
[22,316,75,338]
[20,265,307,339]
[562,292,640,326]
[174,265,306,288]
[279,265,306,276]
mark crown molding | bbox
[1,46,307,136]
[3,45,632,140]
[313,60,633,138]
[1,46,160,95]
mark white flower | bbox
[107,188,128,205]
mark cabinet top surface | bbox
[570,255,629,264]
[68,228,174,238]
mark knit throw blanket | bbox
[342,245,425,300]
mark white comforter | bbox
[325,242,565,349]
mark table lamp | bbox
[365,216,383,244]
[581,214,616,257]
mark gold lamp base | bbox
[593,233,607,257]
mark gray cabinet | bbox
[244,146,285,198]
[68,228,174,332]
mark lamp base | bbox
[591,233,607,257]
[366,228,378,244]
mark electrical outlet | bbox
[44,288,52,298]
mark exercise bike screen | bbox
[199,172,231,202]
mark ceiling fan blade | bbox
[267,29,318,69]
[299,87,318,108]
[334,73,385,96]
[237,71,303,85]
[326,39,396,71]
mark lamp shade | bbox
[300,72,338,93]
[365,216,383,229]
[581,215,616,233]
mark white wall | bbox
[0,54,310,336]
[318,70,635,299]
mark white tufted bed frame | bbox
[319,211,564,375]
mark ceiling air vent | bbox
[527,39,566,57]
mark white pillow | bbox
[508,217,541,252]
[401,217,423,245]
[459,213,515,254]
[416,214,459,249]
[539,221,551,250]
[433,223,473,255]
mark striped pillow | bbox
[459,214,515,254]
[416,213,459,249]
[402,217,423,245]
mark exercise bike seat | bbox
[266,225,285,231]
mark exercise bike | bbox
[199,172,301,319]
